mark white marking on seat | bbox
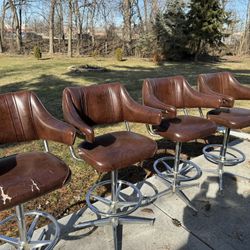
[0,186,12,204]
[31,179,40,192]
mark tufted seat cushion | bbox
[0,152,71,211]
[153,116,217,142]
[78,131,157,172]
[207,108,250,129]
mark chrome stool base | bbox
[0,204,60,250]
[75,170,154,250]
[203,144,245,166]
[151,142,202,212]
[86,179,142,217]
[203,128,245,191]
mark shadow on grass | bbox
[0,74,79,118]
[64,61,250,101]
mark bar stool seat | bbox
[0,90,76,250]
[78,131,157,172]
[198,72,250,191]
[63,83,162,249]
[142,76,219,212]
[0,152,71,212]
[153,116,216,142]
[207,108,250,129]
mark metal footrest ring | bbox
[153,156,202,183]
[86,180,143,217]
[0,210,60,250]
[203,144,245,166]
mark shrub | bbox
[152,51,163,65]
[115,48,123,61]
[33,46,42,59]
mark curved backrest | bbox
[63,83,134,126]
[197,72,250,100]
[0,91,76,145]
[143,76,202,108]
[0,91,43,144]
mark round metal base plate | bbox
[153,156,202,183]
[203,144,245,166]
[86,180,142,217]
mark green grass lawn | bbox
[0,54,250,236]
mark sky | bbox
[0,0,248,30]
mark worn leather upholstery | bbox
[78,131,157,172]
[63,83,162,172]
[0,152,71,211]
[207,108,250,129]
[197,72,250,107]
[0,91,75,211]
[0,91,76,145]
[197,72,250,128]
[143,76,217,142]
[143,76,222,112]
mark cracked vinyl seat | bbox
[0,90,76,250]
[0,152,70,212]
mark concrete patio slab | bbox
[1,139,250,250]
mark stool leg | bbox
[16,204,28,249]
[172,142,182,192]
[218,128,230,191]
[111,170,119,250]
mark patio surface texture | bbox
[1,136,250,250]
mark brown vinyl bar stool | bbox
[142,76,218,212]
[198,72,250,191]
[0,91,76,249]
[62,83,162,250]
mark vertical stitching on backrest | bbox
[28,92,39,139]
[4,94,18,141]
[79,87,84,116]
[119,85,124,120]
[181,77,184,108]
[82,87,88,117]
[12,93,26,141]
[108,86,116,122]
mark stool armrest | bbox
[121,87,163,125]
[62,91,94,143]
[31,93,76,146]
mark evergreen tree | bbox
[186,0,232,61]
[154,0,187,60]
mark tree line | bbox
[0,0,249,61]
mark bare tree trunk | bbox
[122,0,132,56]
[49,0,56,55]
[68,0,73,57]
[151,0,158,20]
[194,39,202,62]
[143,0,148,32]
[90,0,97,49]
[18,1,22,48]
[57,0,65,52]
[0,33,3,53]
[0,0,6,53]
[238,0,250,55]
[9,0,21,53]
[75,0,83,56]
[134,0,144,31]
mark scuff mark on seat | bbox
[0,186,12,204]
[31,179,40,192]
